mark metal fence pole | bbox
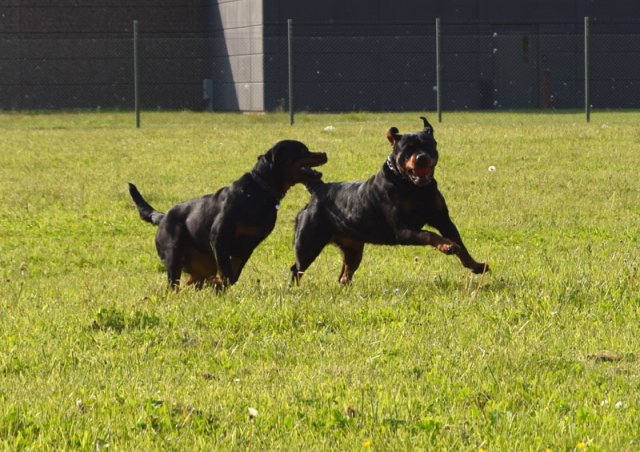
[584,16,590,122]
[133,20,140,128]
[435,17,442,123]
[288,19,294,126]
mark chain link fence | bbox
[2,21,639,117]
[282,21,640,114]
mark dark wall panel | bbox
[1,1,210,110]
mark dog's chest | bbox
[396,191,443,223]
[231,197,278,239]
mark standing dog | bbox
[130,140,327,290]
[291,117,488,285]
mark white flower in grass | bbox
[615,401,624,409]
[323,126,336,132]
[248,407,258,419]
[488,165,496,172]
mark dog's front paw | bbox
[437,242,460,255]
[471,262,489,274]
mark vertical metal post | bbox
[435,18,442,123]
[287,19,294,126]
[133,20,140,128]
[584,16,590,122]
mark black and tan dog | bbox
[129,140,327,290]
[290,117,488,285]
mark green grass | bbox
[0,111,638,450]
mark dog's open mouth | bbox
[300,167,323,179]
[407,167,433,186]
[299,153,328,180]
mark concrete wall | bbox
[210,0,264,111]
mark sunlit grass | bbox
[0,111,638,449]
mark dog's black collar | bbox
[385,154,404,181]
[251,171,285,203]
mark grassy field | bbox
[0,111,638,450]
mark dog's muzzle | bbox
[300,152,328,179]
[407,153,435,186]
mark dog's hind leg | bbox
[163,249,184,290]
[290,208,332,285]
[184,248,218,290]
[333,237,364,285]
[155,220,186,290]
[291,238,330,285]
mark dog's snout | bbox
[416,154,428,166]
[311,152,328,166]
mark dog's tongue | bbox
[413,166,430,178]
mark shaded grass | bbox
[0,111,639,450]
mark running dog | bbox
[290,117,488,285]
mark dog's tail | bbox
[128,183,165,226]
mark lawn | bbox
[0,111,638,450]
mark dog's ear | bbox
[386,127,401,146]
[262,142,285,164]
[420,116,433,135]
[262,149,274,163]
[263,141,288,166]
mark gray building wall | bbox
[210,0,264,111]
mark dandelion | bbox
[362,438,372,448]
[248,407,258,420]
[576,441,586,449]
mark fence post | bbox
[133,20,140,128]
[435,17,442,123]
[288,19,294,126]
[584,16,590,122]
